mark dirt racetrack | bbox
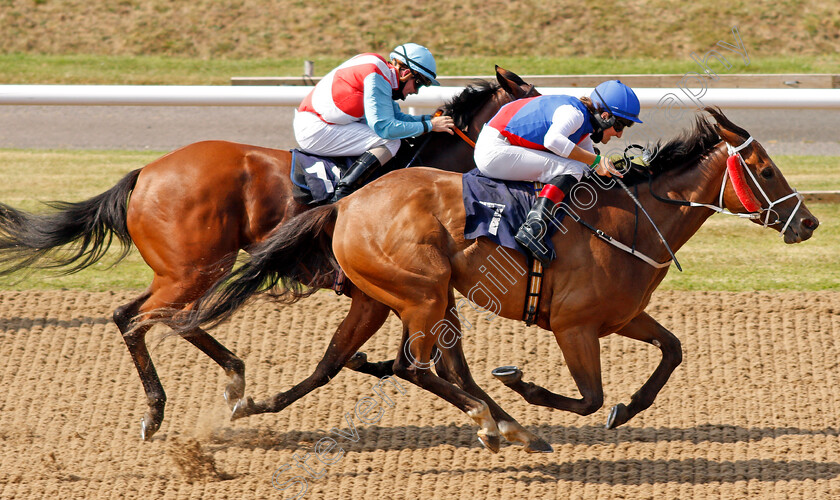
[1,289,839,499]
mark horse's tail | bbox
[179,204,339,331]
[0,168,142,277]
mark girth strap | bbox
[522,257,544,326]
[522,180,546,325]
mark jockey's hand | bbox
[594,155,624,178]
[431,115,455,134]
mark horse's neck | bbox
[594,146,728,261]
[422,131,477,173]
[647,145,729,250]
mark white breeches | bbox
[293,110,401,157]
[474,127,591,183]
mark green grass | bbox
[0,149,836,292]
[659,203,839,291]
[1,53,838,85]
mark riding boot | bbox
[514,174,576,264]
[331,151,382,202]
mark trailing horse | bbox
[181,107,819,452]
[0,67,538,441]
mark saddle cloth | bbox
[290,149,355,205]
[462,169,566,257]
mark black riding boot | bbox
[331,151,382,202]
[514,175,576,264]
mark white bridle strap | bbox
[697,136,804,236]
[726,136,754,155]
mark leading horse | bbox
[180,107,819,452]
[0,67,538,441]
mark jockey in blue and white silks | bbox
[294,43,455,202]
[474,80,643,264]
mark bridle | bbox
[649,136,804,238]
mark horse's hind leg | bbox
[114,273,246,440]
[231,288,391,419]
[433,293,552,453]
[389,295,503,453]
[606,312,682,429]
[113,288,166,441]
[181,327,246,409]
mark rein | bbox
[649,136,804,237]
[404,110,477,169]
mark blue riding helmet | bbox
[591,80,643,123]
[390,43,440,86]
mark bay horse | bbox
[0,67,538,441]
[179,107,819,452]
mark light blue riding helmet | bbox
[390,43,440,86]
[591,80,643,123]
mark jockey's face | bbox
[599,112,624,143]
[397,69,421,99]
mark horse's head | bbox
[471,65,540,128]
[411,67,539,173]
[706,107,820,243]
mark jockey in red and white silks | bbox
[293,43,455,202]
[295,53,428,157]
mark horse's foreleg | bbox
[232,290,391,419]
[113,289,166,442]
[494,326,605,416]
[606,312,682,429]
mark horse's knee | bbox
[658,334,682,367]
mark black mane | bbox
[612,113,725,187]
[439,80,500,130]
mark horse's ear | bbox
[704,106,749,146]
[496,65,528,98]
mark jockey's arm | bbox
[544,105,598,166]
[363,73,432,140]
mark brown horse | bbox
[0,67,538,441]
[180,107,819,452]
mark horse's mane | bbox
[613,110,735,187]
[439,80,500,130]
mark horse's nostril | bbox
[802,218,819,230]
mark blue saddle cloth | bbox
[462,170,564,257]
[290,149,354,205]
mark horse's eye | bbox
[760,168,774,179]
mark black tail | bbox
[0,169,142,276]
[177,204,339,332]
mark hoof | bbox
[345,352,368,370]
[477,433,501,453]
[224,375,246,409]
[491,365,522,385]
[231,397,256,420]
[140,415,159,441]
[606,403,629,429]
[524,436,553,453]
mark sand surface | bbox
[1,290,839,499]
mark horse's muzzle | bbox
[783,214,820,244]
